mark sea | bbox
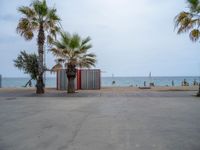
[0,76,199,88]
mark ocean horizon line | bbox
[1,76,200,78]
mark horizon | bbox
[1,0,200,77]
[2,75,200,78]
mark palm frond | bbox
[18,6,35,18]
[47,8,60,21]
[47,35,54,44]
[51,31,96,69]
[174,11,200,35]
[80,44,92,53]
[32,0,48,17]
[79,57,96,68]
[175,0,200,43]
[14,51,39,80]
[78,53,96,68]
[189,29,200,41]
[187,0,200,12]
[53,40,66,49]
[16,17,36,40]
[51,47,64,57]
[69,34,81,49]
[175,12,193,33]
[84,53,96,58]
[81,36,91,46]
[60,32,70,46]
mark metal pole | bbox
[198,83,200,96]
[0,74,2,88]
[197,65,200,97]
[197,65,200,96]
[197,76,200,96]
[43,45,46,87]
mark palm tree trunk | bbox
[66,63,76,93]
[36,23,45,94]
[68,77,75,93]
[24,79,32,87]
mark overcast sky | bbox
[0,0,200,77]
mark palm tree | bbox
[17,0,60,94]
[14,51,39,87]
[51,32,96,93]
[175,0,200,96]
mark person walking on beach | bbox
[172,80,174,86]
[193,79,198,86]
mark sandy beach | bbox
[0,86,198,97]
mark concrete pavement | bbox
[0,93,200,150]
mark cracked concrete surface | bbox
[0,93,200,150]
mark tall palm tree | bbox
[51,32,96,93]
[17,0,60,94]
[175,0,200,96]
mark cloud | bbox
[0,0,200,77]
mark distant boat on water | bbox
[149,72,155,87]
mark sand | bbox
[0,86,199,96]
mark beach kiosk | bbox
[57,69,101,90]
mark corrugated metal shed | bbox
[81,69,101,90]
[57,69,101,90]
[57,70,77,90]
[57,70,67,90]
